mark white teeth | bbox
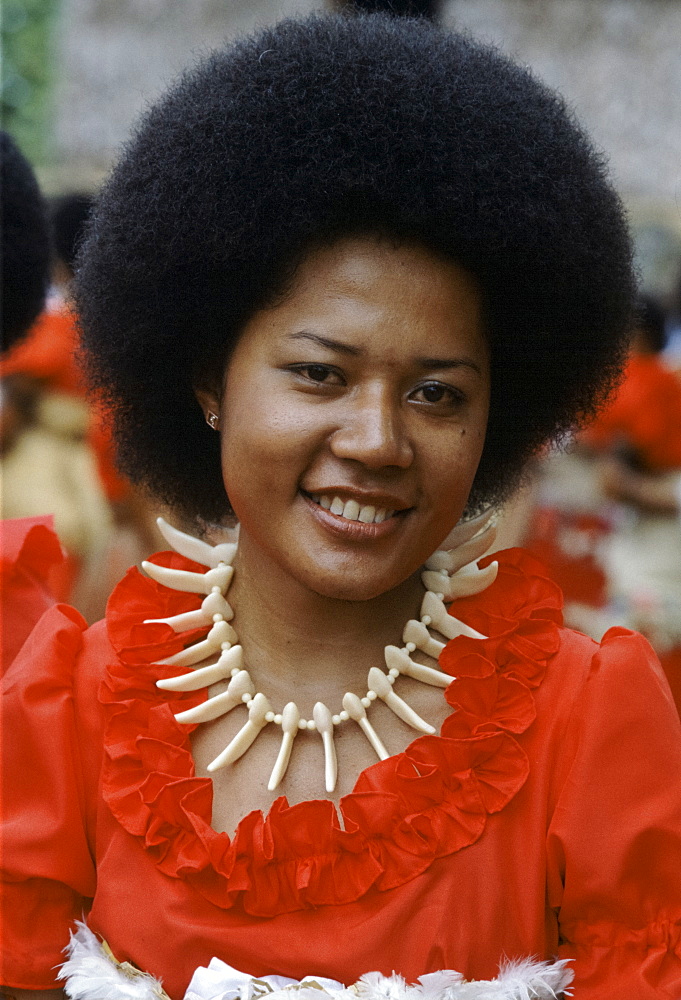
[358,505,376,523]
[311,493,397,524]
[343,499,360,521]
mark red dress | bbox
[0,515,63,672]
[1,549,680,998]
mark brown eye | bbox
[421,383,446,403]
[412,381,463,406]
[305,364,333,383]
[289,363,344,386]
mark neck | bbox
[228,532,425,698]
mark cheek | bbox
[427,422,488,511]
[218,395,325,503]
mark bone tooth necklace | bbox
[143,513,498,794]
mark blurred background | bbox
[2,0,681,709]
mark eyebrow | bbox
[417,357,484,376]
[289,330,483,376]
[289,331,361,356]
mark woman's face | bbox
[201,237,490,601]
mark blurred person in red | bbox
[2,195,93,395]
[1,192,114,606]
[0,131,64,668]
[1,194,159,618]
[582,294,681,470]
[526,296,681,712]
[583,295,681,709]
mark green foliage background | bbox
[2,0,58,164]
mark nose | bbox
[329,385,414,469]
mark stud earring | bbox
[206,411,219,430]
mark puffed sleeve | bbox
[0,604,97,990]
[0,515,64,672]
[547,627,681,998]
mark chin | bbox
[301,561,413,603]
[315,580,391,602]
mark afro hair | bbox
[77,12,634,523]
[1,131,51,352]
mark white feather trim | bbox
[59,923,572,1000]
[60,922,169,1000]
[418,959,573,1000]
[182,955,573,1000]
[355,972,417,1000]
[415,971,466,996]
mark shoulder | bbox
[3,601,115,748]
[537,624,681,826]
[2,602,119,835]
[4,600,115,686]
[545,622,676,721]
[1,515,64,670]
[3,602,88,693]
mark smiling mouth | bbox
[304,492,402,525]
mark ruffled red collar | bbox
[100,547,563,917]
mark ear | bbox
[195,387,221,427]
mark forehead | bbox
[247,236,487,361]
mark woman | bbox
[2,13,680,1000]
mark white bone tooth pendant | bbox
[384,645,452,688]
[268,702,300,791]
[156,517,238,568]
[420,591,486,641]
[142,560,234,597]
[342,693,389,760]
[173,668,255,724]
[147,600,235,635]
[425,520,497,574]
[158,619,236,667]
[421,569,451,595]
[437,509,495,551]
[402,620,445,661]
[444,560,498,600]
[157,644,244,692]
[368,667,436,735]
[421,560,498,601]
[144,516,498,791]
[313,702,338,793]
[207,692,273,772]
[144,588,234,631]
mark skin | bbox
[199,236,489,605]
[194,236,491,831]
